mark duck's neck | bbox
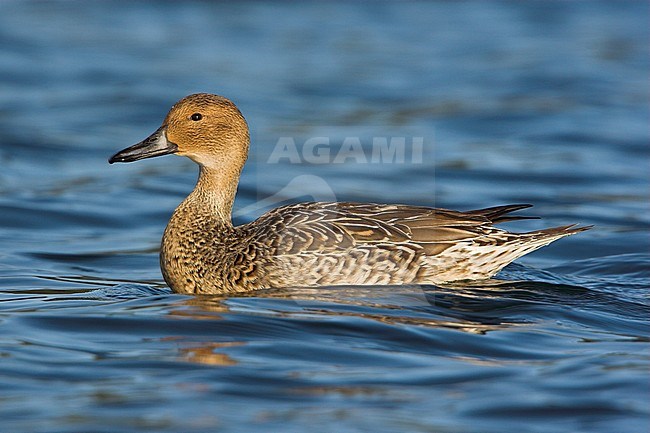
[182,164,240,226]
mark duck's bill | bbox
[109,126,178,164]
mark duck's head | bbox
[109,93,250,170]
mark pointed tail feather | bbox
[433,223,592,282]
[485,224,593,276]
[524,224,593,240]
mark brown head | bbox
[109,93,250,173]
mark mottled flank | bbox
[110,93,590,294]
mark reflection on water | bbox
[0,1,648,432]
[179,342,241,367]
[166,276,648,371]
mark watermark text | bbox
[267,136,425,164]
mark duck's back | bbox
[239,202,586,289]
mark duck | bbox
[109,93,590,295]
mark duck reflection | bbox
[179,342,242,366]
[170,281,569,365]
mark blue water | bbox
[1,1,648,432]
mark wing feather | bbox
[243,201,529,256]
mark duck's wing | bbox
[243,202,537,255]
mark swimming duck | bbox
[109,93,589,294]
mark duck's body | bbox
[110,93,589,295]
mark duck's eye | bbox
[190,113,203,121]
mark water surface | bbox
[0,2,648,432]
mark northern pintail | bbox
[109,93,589,294]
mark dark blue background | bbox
[0,2,648,432]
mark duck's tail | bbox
[431,220,592,283]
